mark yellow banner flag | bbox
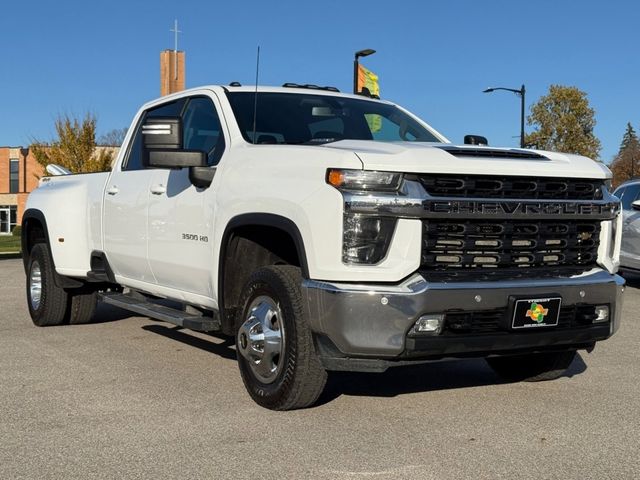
[357,64,380,98]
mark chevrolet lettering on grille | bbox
[423,200,619,220]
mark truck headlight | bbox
[327,169,403,192]
[343,214,396,264]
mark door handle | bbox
[106,186,119,195]
[150,184,166,195]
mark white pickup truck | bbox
[22,84,624,410]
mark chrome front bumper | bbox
[302,269,625,363]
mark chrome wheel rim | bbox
[237,295,285,384]
[29,261,42,310]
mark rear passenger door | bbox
[147,94,226,297]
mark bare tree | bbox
[98,127,128,147]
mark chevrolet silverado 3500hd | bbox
[22,84,624,410]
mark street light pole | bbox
[353,49,376,94]
[483,84,526,148]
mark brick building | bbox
[0,147,43,235]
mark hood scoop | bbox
[435,146,549,161]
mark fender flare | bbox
[217,213,310,329]
[21,209,50,270]
[220,213,310,279]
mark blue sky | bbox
[1,0,638,163]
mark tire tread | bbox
[68,290,98,325]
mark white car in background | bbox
[614,179,640,272]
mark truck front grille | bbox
[420,219,600,280]
[418,174,604,200]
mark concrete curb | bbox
[0,253,22,260]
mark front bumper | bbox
[302,270,625,371]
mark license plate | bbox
[511,297,561,329]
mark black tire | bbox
[27,243,69,326]
[235,265,327,410]
[68,288,98,325]
[486,350,577,382]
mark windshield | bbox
[226,91,441,145]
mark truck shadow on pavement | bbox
[317,354,587,404]
[141,324,237,360]
[92,303,142,323]
[137,321,588,405]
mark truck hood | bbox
[319,140,611,179]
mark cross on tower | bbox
[170,19,181,52]
[169,19,182,80]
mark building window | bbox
[0,205,17,234]
[9,158,19,193]
[10,205,16,231]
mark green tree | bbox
[610,122,640,187]
[31,113,113,173]
[524,85,601,159]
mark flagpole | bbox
[353,57,359,94]
[353,49,376,95]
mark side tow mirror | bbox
[464,134,488,146]
[147,150,207,169]
[632,199,640,211]
[143,117,182,150]
[142,116,207,169]
[189,166,215,189]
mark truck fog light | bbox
[412,315,444,335]
[593,305,609,323]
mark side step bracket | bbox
[99,292,221,332]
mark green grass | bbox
[0,235,21,253]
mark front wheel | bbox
[235,265,327,410]
[486,350,577,382]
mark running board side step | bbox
[99,292,221,332]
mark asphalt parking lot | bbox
[1,258,639,479]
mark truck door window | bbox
[122,99,185,171]
[613,187,625,201]
[182,96,225,166]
